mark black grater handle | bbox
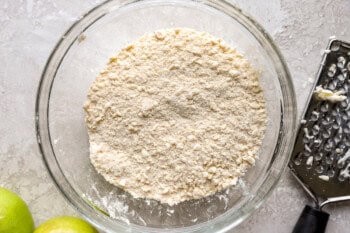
[292,205,329,233]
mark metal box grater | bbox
[290,39,350,233]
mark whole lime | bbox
[34,216,98,233]
[0,187,34,233]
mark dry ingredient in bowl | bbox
[84,28,267,205]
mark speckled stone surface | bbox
[0,0,349,232]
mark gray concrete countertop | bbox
[1,0,349,232]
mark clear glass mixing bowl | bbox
[35,0,297,232]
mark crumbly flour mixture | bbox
[84,28,267,205]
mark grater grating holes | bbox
[293,52,350,182]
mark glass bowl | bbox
[35,0,297,232]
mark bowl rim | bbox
[35,0,297,232]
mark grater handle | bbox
[292,205,329,233]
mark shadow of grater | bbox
[290,38,350,233]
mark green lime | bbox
[34,216,98,233]
[0,187,34,233]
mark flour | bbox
[84,28,267,205]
